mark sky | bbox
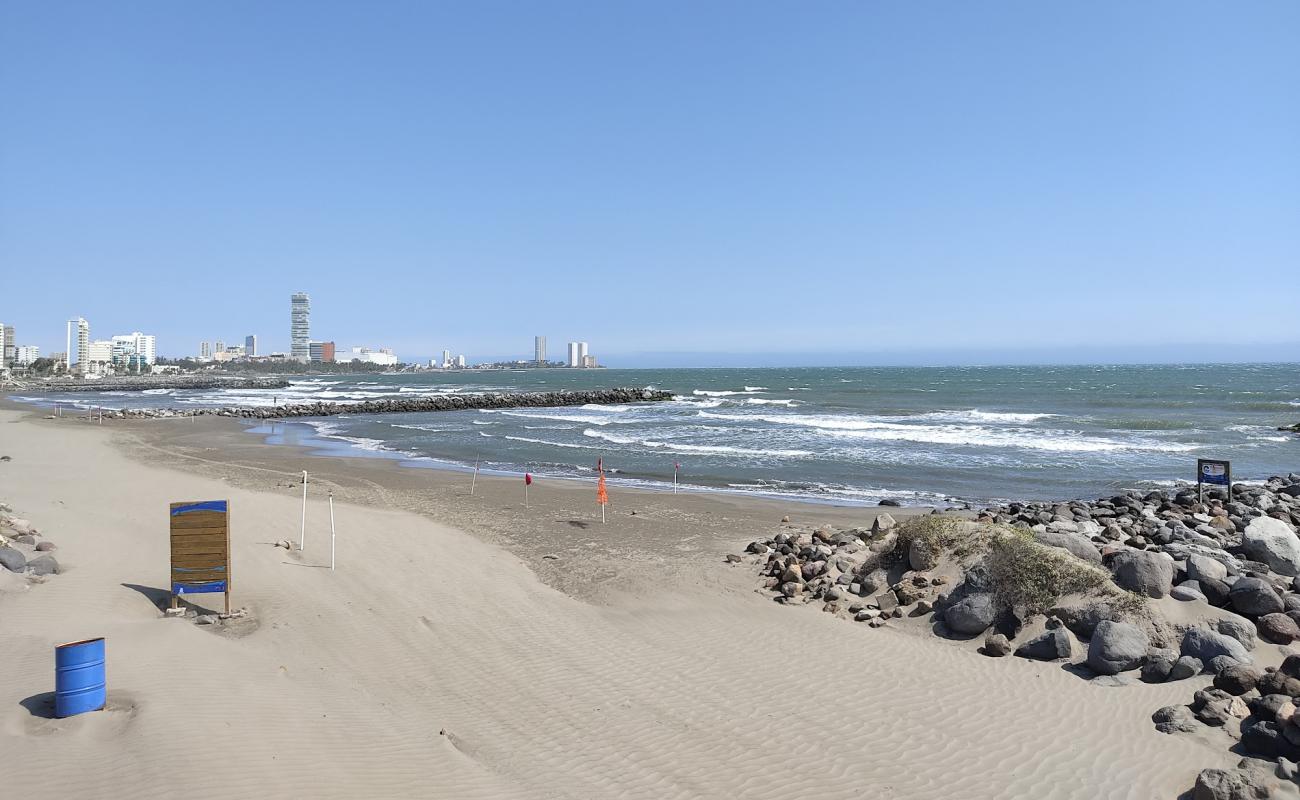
[1,1,1297,367]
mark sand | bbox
[0,408,1233,798]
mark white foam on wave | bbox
[493,410,631,426]
[921,409,1058,424]
[141,388,172,395]
[691,388,764,397]
[743,386,768,392]
[501,434,600,450]
[694,411,1197,453]
[582,428,812,458]
[743,398,800,407]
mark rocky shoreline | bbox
[79,387,673,420]
[7,375,292,392]
[738,473,1300,799]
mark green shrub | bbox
[985,533,1109,613]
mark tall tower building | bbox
[245,334,258,357]
[566,341,579,368]
[534,336,546,364]
[66,318,89,374]
[291,292,311,361]
[2,324,13,366]
[578,342,589,365]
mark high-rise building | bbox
[442,349,452,369]
[245,334,258,357]
[111,332,156,365]
[15,346,39,365]
[66,318,89,374]
[455,354,466,368]
[215,340,226,354]
[2,325,14,366]
[534,336,546,363]
[291,292,311,361]
[309,341,336,363]
[567,342,579,367]
[578,342,588,364]
[199,341,212,360]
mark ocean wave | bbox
[691,388,764,397]
[141,388,172,395]
[502,434,601,450]
[695,411,1197,453]
[743,398,800,407]
[743,386,768,392]
[493,410,632,426]
[582,428,812,458]
[917,409,1058,424]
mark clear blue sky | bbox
[2,1,1297,366]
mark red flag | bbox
[524,473,532,486]
[674,462,681,471]
[597,471,608,506]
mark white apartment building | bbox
[111,332,157,365]
[567,341,579,367]
[15,345,40,365]
[339,347,398,366]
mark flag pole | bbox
[299,470,308,551]
[329,491,336,571]
[673,464,678,494]
[471,456,479,495]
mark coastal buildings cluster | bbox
[2,291,601,378]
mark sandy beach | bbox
[0,407,1237,798]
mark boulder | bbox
[1215,665,1261,696]
[1169,655,1204,681]
[1032,530,1103,565]
[34,541,55,552]
[1259,613,1300,645]
[1187,554,1230,585]
[944,592,997,636]
[1142,651,1177,683]
[1192,767,1266,800]
[26,555,58,576]
[1152,705,1198,734]
[1207,655,1244,675]
[1242,516,1300,576]
[1217,617,1258,651]
[871,513,896,534]
[907,538,937,572]
[1182,628,1253,665]
[1110,549,1174,598]
[1087,620,1149,675]
[1014,629,1072,661]
[982,633,1011,657]
[1230,578,1285,617]
[1172,582,1209,602]
[0,546,26,573]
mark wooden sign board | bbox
[170,500,231,614]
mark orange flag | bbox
[597,471,608,506]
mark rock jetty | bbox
[734,473,1300,797]
[10,375,291,392]
[95,387,673,420]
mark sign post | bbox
[169,500,232,615]
[1197,458,1231,505]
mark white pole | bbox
[601,503,605,524]
[673,466,678,494]
[471,458,479,495]
[299,470,308,551]
[329,492,336,571]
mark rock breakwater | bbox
[95,387,673,420]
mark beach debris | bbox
[0,455,10,462]
[164,607,186,618]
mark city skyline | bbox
[3,3,1296,368]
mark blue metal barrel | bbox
[55,637,106,717]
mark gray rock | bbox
[871,513,896,534]
[1242,516,1300,576]
[982,632,1011,657]
[945,592,997,636]
[907,538,937,572]
[1110,549,1175,598]
[1032,530,1103,564]
[1172,584,1209,602]
[1207,655,1244,675]
[1152,704,1198,734]
[1142,651,1177,683]
[34,541,55,552]
[1259,612,1300,644]
[1087,620,1149,675]
[26,555,58,576]
[1014,629,1072,661]
[1231,577,1285,617]
[1169,655,1204,681]
[0,546,26,573]
[1192,767,1264,800]
[1183,627,1253,665]
[1215,665,1261,695]
[1218,617,1258,650]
